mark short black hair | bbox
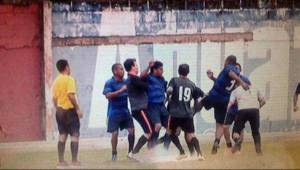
[150,61,163,73]
[226,55,237,65]
[111,63,122,74]
[56,59,69,73]
[178,64,189,76]
[123,58,136,72]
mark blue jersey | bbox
[103,77,130,117]
[147,74,167,104]
[210,64,240,97]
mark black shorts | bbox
[148,103,169,128]
[56,108,80,136]
[132,109,153,134]
[202,94,228,124]
[168,116,195,133]
[233,108,260,135]
[224,112,236,125]
[107,114,134,133]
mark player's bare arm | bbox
[294,92,299,112]
[206,69,216,82]
[140,60,155,79]
[105,85,127,99]
[68,93,83,118]
[228,71,249,90]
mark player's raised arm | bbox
[257,89,266,108]
[228,70,249,90]
[140,60,155,79]
[207,69,216,82]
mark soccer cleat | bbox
[112,154,117,161]
[176,154,188,160]
[211,143,219,155]
[127,152,138,161]
[232,142,242,154]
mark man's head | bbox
[112,63,124,79]
[178,64,189,77]
[124,58,138,75]
[56,59,70,75]
[150,61,163,77]
[224,55,237,67]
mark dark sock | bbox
[128,134,135,153]
[253,134,261,154]
[112,151,117,155]
[151,131,159,148]
[58,141,66,162]
[191,137,202,156]
[157,136,164,144]
[187,141,195,155]
[214,138,220,146]
[70,141,79,162]
[163,133,171,149]
[170,134,185,155]
[132,135,148,154]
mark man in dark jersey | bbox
[103,63,135,161]
[140,60,171,149]
[167,64,205,161]
[201,55,249,155]
[124,58,154,160]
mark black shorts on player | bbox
[131,109,153,134]
[168,116,194,133]
[56,108,80,136]
[107,114,134,133]
[148,103,169,128]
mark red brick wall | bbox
[0,4,43,142]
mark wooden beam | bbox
[52,32,253,47]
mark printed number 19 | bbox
[179,86,191,101]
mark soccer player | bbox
[124,58,154,159]
[52,59,83,167]
[167,64,205,160]
[227,77,266,155]
[293,83,300,112]
[201,55,249,155]
[140,60,171,149]
[103,63,135,161]
[208,63,250,152]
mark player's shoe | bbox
[232,141,242,154]
[112,153,117,161]
[56,161,69,169]
[127,152,139,161]
[197,154,205,161]
[211,143,219,155]
[70,161,81,167]
[176,153,188,160]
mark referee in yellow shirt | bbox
[52,59,83,167]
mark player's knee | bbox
[59,134,67,142]
[144,133,152,139]
[155,124,161,132]
[186,133,195,142]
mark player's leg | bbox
[55,108,68,166]
[249,109,262,155]
[111,131,118,161]
[169,116,186,159]
[161,111,171,149]
[184,132,195,156]
[147,104,163,149]
[223,112,235,150]
[123,116,135,155]
[69,109,81,166]
[232,110,246,154]
[107,115,121,161]
[184,118,204,160]
[130,110,153,156]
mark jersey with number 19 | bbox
[167,77,204,118]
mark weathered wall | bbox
[0,4,43,142]
[50,3,300,138]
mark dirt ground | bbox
[0,132,300,169]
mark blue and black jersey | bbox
[103,77,130,117]
[210,64,240,97]
[146,74,168,104]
